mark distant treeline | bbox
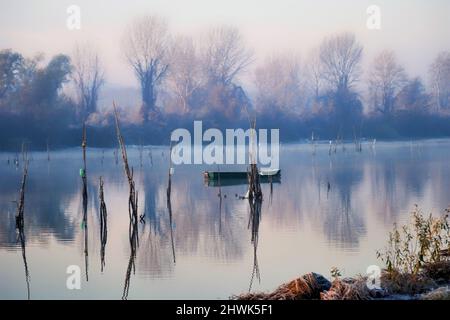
[1,111,450,151]
[1,16,449,150]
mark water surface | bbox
[1,140,449,299]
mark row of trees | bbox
[122,16,253,122]
[0,51,72,119]
[0,15,449,145]
[120,17,449,127]
[0,46,102,123]
[256,34,450,117]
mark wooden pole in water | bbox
[166,142,176,263]
[113,102,139,238]
[46,138,50,161]
[247,119,262,201]
[139,141,143,168]
[15,144,30,299]
[166,142,173,200]
[113,102,140,299]
[82,124,87,174]
[16,145,28,227]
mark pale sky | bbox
[0,0,449,88]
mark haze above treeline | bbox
[1,9,450,149]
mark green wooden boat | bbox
[204,168,280,180]
[205,175,281,187]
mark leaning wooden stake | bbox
[113,102,139,299]
[113,103,139,244]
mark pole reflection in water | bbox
[269,176,273,206]
[217,166,223,234]
[114,103,140,300]
[248,197,262,293]
[81,124,89,282]
[167,198,176,264]
[122,203,139,300]
[167,143,176,263]
[15,152,30,300]
[99,177,108,272]
[17,220,30,300]
[82,183,88,282]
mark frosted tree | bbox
[368,50,406,114]
[123,15,170,121]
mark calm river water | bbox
[0,139,449,299]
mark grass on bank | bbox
[234,205,450,300]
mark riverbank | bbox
[233,263,450,300]
[235,206,450,300]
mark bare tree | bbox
[0,50,25,100]
[305,48,323,99]
[72,44,105,121]
[395,77,431,112]
[166,35,202,113]
[123,16,170,122]
[203,26,253,86]
[254,53,304,114]
[368,50,406,115]
[319,32,363,92]
[429,51,450,112]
